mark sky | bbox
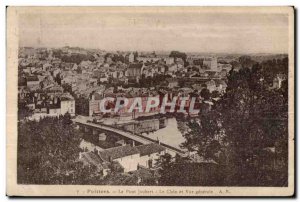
[18,8,289,54]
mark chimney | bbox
[132,141,135,147]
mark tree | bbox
[62,83,73,95]
[18,100,33,120]
[112,54,125,63]
[238,55,256,69]
[17,115,100,184]
[169,51,188,66]
[211,90,220,98]
[55,73,62,85]
[52,49,63,58]
[182,114,220,161]
[133,51,139,61]
[155,153,224,186]
[155,153,173,185]
[182,62,288,186]
[211,64,287,185]
[200,88,211,100]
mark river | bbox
[142,118,186,150]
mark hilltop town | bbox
[17,46,288,185]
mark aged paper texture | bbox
[7,6,294,196]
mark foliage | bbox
[54,73,62,85]
[53,49,96,64]
[17,115,101,184]
[62,83,73,94]
[238,55,256,69]
[154,153,173,185]
[169,51,188,66]
[171,58,288,186]
[200,88,211,100]
[261,57,288,84]
[18,100,33,120]
[155,153,224,186]
[139,74,172,88]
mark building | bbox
[165,57,174,65]
[141,65,155,78]
[215,80,227,93]
[127,63,143,77]
[272,74,286,89]
[47,105,61,116]
[60,94,75,116]
[217,63,232,72]
[26,76,40,90]
[168,64,178,73]
[137,57,161,63]
[88,94,161,118]
[97,143,166,172]
[88,91,105,116]
[166,78,179,88]
[99,145,140,172]
[203,57,218,71]
[79,151,110,176]
[135,143,166,168]
[99,77,108,83]
[25,92,76,120]
[205,80,217,92]
[128,53,135,63]
[42,63,52,71]
[119,119,160,134]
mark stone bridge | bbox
[74,118,186,156]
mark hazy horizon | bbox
[19,9,289,54]
[19,45,289,55]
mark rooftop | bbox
[99,145,140,161]
[27,76,39,82]
[128,63,143,69]
[60,94,75,101]
[135,143,165,156]
[80,152,109,169]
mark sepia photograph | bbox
[6,6,294,196]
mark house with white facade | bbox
[26,76,40,90]
[135,143,166,168]
[165,57,174,65]
[99,145,140,172]
[60,94,75,116]
[98,143,166,173]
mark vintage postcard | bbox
[7,7,294,197]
